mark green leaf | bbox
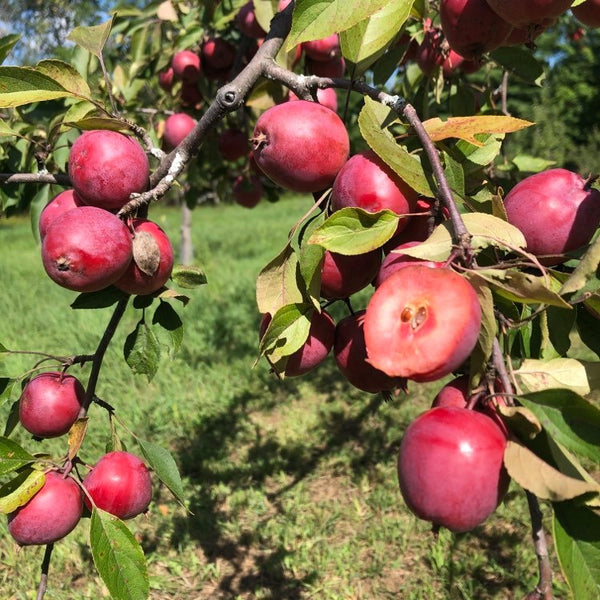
[0,437,35,477]
[511,154,556,174]
[258,303,312,364]
[71,287,128,309]
[35,60,91,99]
[340,0,414,74]
[0,66,77,108]
[64,117,131,132]
[136,438,186,508]
[171,264,207,289]
[504,440,600,502]
[553,502,600,600]
[514,358,590,396]
[67,15,115,58]
[90,508,149,600]
[256,245,305,316]
[308,207,398,254]
[560,233,600,296]
[0,34,20,65]
[454,133,505,167]
[358,97,434,197]
[490,46,545,85]
[29,185,51,245]
[518,390,600,463]
[152,301,183,357]
[298,241,325,311]
[0,469,46,514]
[286,0,393,50]
[468,276,496,376]
[124,319,161,381]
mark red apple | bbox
[181,81,203,108]
[201,37,236,71]
[236,2,267,38]
[171,50,201,82]
[83,451,152,520]
[331,150,418,237]
[503,168,600,265]
[252,100,349,193]
[8,472,83,546]
[440,0,513,59]
[114,219,174,296]
[398,406,509,532]
[158,67,174,91]
[162,113,197,152]
[42,206,133,293]
[218,128,249,162]
[504,20,555,45]
[288,88,338,112]
[572,0,600,27]
[334,311,405,393]
[19,372,85,438]
[306,55,346,78]
[68,129,149,212]
[320,249,382,299]
[374,242,444,288]
[233,174,263,208]
[416,24,446,76]
[302,34,340,61]
[485,0,572,28]
[431,374,470,408]
[442,49,482,77]
[39,189,83,239]
[364,265,482,382]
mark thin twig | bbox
[36,543,54,600]
[524,492,554,600]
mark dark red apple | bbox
[233,174,263,208]
[503,168,600,265]
[306,55,346,78]
[162,112,196,152]
[302,34,340,61]
[320,249,382,299]
[181,81,203,108]
[440,0,513,59]
[39,189,83,239]
[8,472,83,545]
[236,2,267,38]
[114,219,174,296]
[42,206,133,293]
[572,0,600,27]
[334,311,405,393]
[398,406,509,532]
[252,100,349,193]
[485,0,572,28]
[68,129,149,212]
[416,23,446,76]
[442,49,482,77]
[19,371,85,438]
[158,67,174,91]
[218,128,249,162]
[364,265,482,382]
[171,50,201,82]
[83,451,152,520]
[201,37,236,71]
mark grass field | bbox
[0,196,569,599]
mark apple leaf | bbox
[0,469,46,515]
[0,34,20,65]
[504,440,600,502]
[124,319,161,381]
[517,389,600,463]
[454,133,505,166]
[513,358,590,396]
[35,59,92,99]
[340,0,414,74]
[553,502,600,600]
[490,46,545,85]
[560,233,600,296]
[152,301,184,357]
[254,0,276,35]
[256,245,305,316]
[67,418,89,461]
[511,154,556,173]
[496,405,542,440]
[136,438,186,508]
[0,436,35,476]
[171,264,207,288]
[286,0,392,50]
[71,287,128,310]
[258,303,312,364]
[308,207,398,254]
[423,115,533,147]
[67,15,115,58]
[468,277,496,376]
[90,508,149,600]
[358,97,435,197]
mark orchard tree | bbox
[0,1,600,599]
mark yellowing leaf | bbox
[423,115,533,147]
[0,469,46,514]
[514,358,591,396]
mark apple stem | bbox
[525,492,554,600]
[35,543,54,600]
[583,173,599,191]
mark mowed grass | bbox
[0,197,569,599]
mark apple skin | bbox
[331,150,418,238]
[162,113,197,152]
[171,50,201,82]
[440,0,513,59]
[485,0,572,27]
[236,2,267,38]
[320,249,382,300]
[416,25,445,75]
[8,472,83,546]
[306,55,346,78]
[364,265,482,382]
[252,100,349,193]
[573,0,600,27]
[442,50,482,77]
[334,311,406,393]
[19,372,85,438]
[302,34,340,61]
[39,189,84,239]
[201,37,236,71]
[42,206,133,293]
[83,451,152,520]
[218,128,249,162]
[233,174,263,208]
[397,406,509,533]
[374,242,444,288]
[68,129,149,212]
[114,219,174,296]
[504,19,554,45]
[288,87,338,112]
[158,67,174,91]
[503,168,600,265]
[181,82,203,108]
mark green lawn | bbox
[0,197,568,599]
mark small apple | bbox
[485,0,573,28]
[233,174,263,208]
[171,50,201,83]
[320,249,382,299]
[39,189,83,239]
[236,2,267,38]
[302,34,340,61]
[162,112,197,152]
[218,128,249,162]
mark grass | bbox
[0,196,570,599]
